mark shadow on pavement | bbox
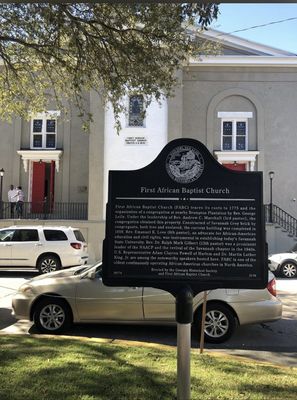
[0,270,39,279]
[8,315,295,367]
[0,308,17,329]
[28,318,297,353]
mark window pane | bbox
[0,230,14,242]
[44,230,67,241]
[46,134,56,148]
[33,119,43,133]
[74,230,86,242]
[223,121,232,135]
[15,230,39,242]
[129,95,144,127]
[33,135,42,147]
[236,121,246,135]
[236,136,246,150]
[223,136,232,150]
[46,119,56,133]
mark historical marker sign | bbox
[102,139,267,295]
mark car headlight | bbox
[18,283,35,296]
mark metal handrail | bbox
[1,200,296,233]
[0,201,88,220]
[265,204,297,238]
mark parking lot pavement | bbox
[0,269,36,332]
[276,278,297,293]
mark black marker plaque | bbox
[102,139,267,295]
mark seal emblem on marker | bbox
[166,145,204,183]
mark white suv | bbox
[0,226,88,274]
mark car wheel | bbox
[280,261,297,278]
[195,303,236,344]
[33,297,72,334]
[37,255,61,274]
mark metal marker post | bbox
[176,286,193,400]
[199,291,208,354]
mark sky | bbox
[211,3,297,54]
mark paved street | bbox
[0,269,38,331]
[0,269,297,366]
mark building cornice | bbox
[189,55,297,67]
[17,150,63,172]
[214,151,260,172]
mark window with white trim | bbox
[218,112,253,151]
[128,95,144,127]
[31,112,59,149]
[221,119,247,151]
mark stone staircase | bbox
[265,204,297,254]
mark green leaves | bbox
[0,3,219,131]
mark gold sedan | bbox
[12,262,282,343]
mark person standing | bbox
[8,184,17,218]
[15,186,24,218]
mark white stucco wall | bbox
[103,98,168,211]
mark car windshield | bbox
[0,230,14,242]
[74,262,102,276]
[73,266,92,275]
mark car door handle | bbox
[4,243,12,246]
[35,243,43,246]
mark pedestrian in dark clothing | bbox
[14,186,24,218]
[8,184,17,218]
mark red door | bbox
[223,163,246,171]
[32,162,46,212]
[49,161,55,212]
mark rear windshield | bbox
[44,230,68,241]
[74,230,85,242]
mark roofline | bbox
[193,27,296,57]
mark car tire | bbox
[37,254,61,274]
[195,302,236,344]
[280,261,297,278]
[33,297,72,334]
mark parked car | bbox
[12,262,282,343]
[269,244,297,278]
[0,225,88,274]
